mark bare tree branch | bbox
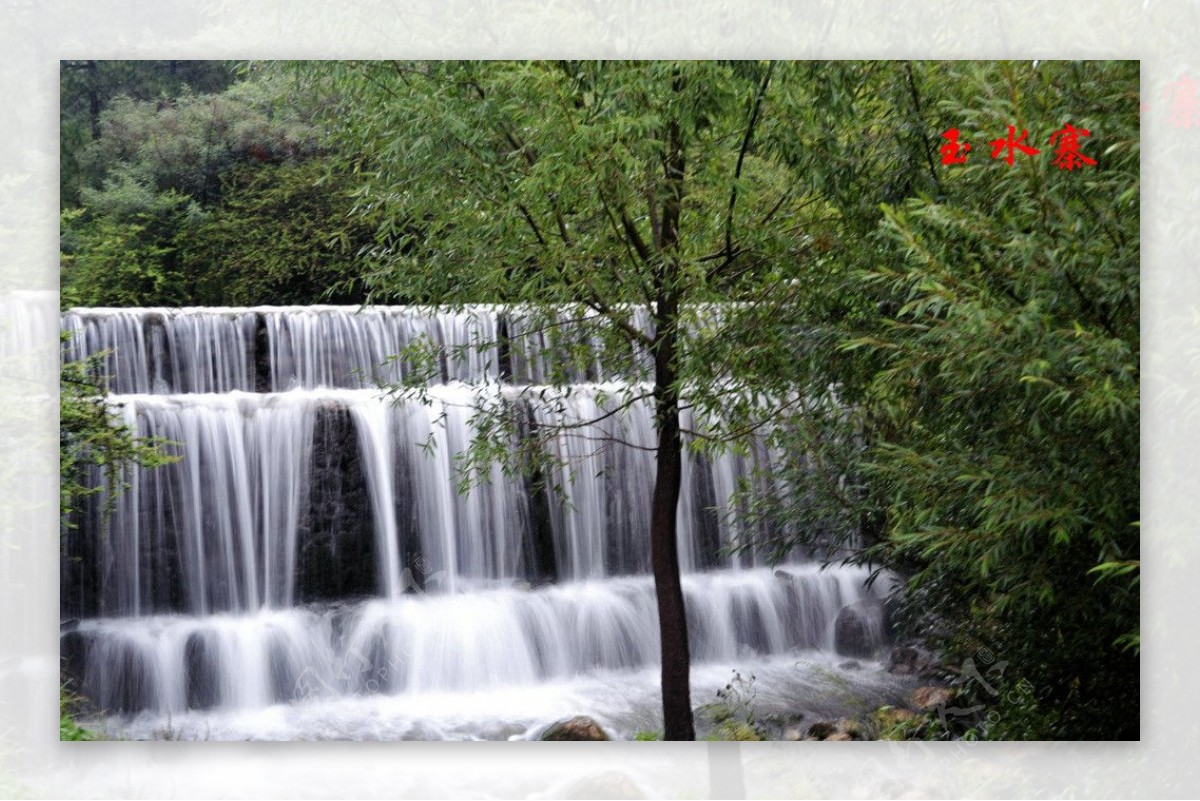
[724,61,775,263]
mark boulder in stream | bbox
[832,598,889,658]
[539,715,611,741]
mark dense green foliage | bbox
[862,62,1138,740]
[60,63,369,308]
[61,60,238,208]
[181,160,383,305]
[736,61,1139,739]
[296,60,832,432]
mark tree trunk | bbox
[85,60,101,140]
[650,86,695,741]
[651,309,693,741]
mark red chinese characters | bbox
[939,123,1096,169]
[1049,123,1097,170]
[939,127,971,164]
[989,125,1040,165]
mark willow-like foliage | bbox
[748,61,1139,740]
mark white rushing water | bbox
[68,567,911,741]
[61,305,903,740]
[61,305,656,394]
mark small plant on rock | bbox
[700,671,764,741]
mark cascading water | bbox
[60,306,910,741]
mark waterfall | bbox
[60,305,896,739]
[63,566,883,717]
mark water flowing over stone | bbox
[61,305,657,395]
[61,305,901,739]
[64,566,882,717]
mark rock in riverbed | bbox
[539,715,611,741]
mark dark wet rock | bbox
[805,718,861,740]
[888,646,920,674]
[93,639,157,714]
[540,715,611,741]
[836,718,862,739]
[806,720,838,739]
[184,632,219,710]
[838,660,862,670]
[887,645,944,678]
[60,628,91,693]
[297,407,376,603]
[833,598,889,658]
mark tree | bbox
[178,159,381,306]
[735,61,1139,739]
[301,60,846,739]
[860,62,1138,740]
[60,60,238,208]
[60,186,195,308]
[60,63,353,308]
